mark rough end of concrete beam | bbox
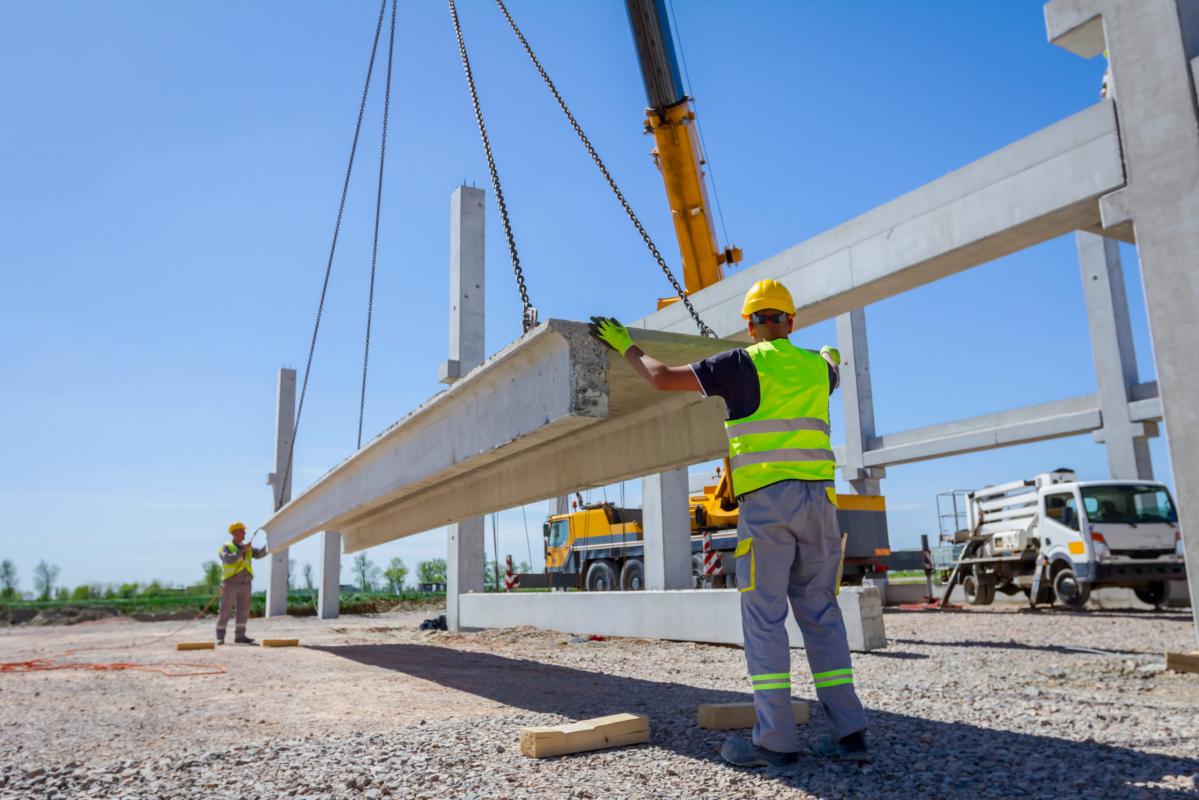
[1045,2,1106,58]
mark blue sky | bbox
[0,1,1172,594]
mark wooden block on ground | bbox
[1165,651,1199,674]
[262,639,300,648]
[520,713,649,758]
[697,701,808,730]
[176,642,215,651]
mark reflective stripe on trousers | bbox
[735,479,867,752]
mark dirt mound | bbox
[27,606,121,626]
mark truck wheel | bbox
[962,574,993,606]
[1052,568,1090,610]
[1134,581,1167,608]
[619,559,644,591]
[584,561,618,592]
[692,554,705,588]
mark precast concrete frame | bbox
[264,1,1199,645]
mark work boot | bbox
[720,736,798,768]
[811,731,871,763]
[215,634,225,646]
[234,635,257,645]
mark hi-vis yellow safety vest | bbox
[220,541,254,581]
[725,338,835,496]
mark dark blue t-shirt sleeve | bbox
[690,349,760,420]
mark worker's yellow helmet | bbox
[741,279,795,319]
[228,521,247,535]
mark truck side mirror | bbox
[1063,506,1076,529]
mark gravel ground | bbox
[1,605,1197,799]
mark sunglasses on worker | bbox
[750,311,789,325]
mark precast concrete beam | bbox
[637,102,1124,338]
[263,321,740,553]
[859,389,1161,468]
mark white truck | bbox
[941,470,1185,609]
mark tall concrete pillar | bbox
[317,531,342,620]
[266,367,296,617]
[642,467,692,590]
[835,310,885,496]
[1076,232,1155,479]
[1047,0,1199,643]
[442,185,487,631]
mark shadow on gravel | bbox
[891,637,1156,657]
[311,643,1199,799]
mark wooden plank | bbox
[519,713,649,759]
[262,639,300,648]
[176,642,215,651]
[1165,651,1199,674]
[697,701,809,730]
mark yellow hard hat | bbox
[228,521,246,534]
[741,279,795,319]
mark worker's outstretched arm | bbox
[588,317,700,392]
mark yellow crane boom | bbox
[625,0,741,304]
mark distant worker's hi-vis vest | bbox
[221,542,254,580]
[725,339,835,496]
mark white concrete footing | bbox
[458,586,886,652]
[318,531,341,620]
[642,468,692,590]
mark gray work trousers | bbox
[734,479,868,753]
[216,574,252,639]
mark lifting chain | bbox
[493,0,714,338]
[447,0,538,333]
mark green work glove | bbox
[820,345,841,364]
[588,316,634,355]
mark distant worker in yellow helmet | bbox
[589,278,868,767]
[216,522,267,645]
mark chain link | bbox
[493,0,714,337]
[447,0,537,332]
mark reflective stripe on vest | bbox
[220,542,254,580]
[725,339,835,495]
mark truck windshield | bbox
[547,520,570,548]
[1081,486,1178,524]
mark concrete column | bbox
[1047,0,1199,643]
[835,310,885,495]
[266,368,296,617]
[447,517,485,631]
[317,531,341,620]
[1076,232,1155,479]
[642,467,692,590]
[439,185,485,385]
[442,185,487,631]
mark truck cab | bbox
[1037,478,1183,607]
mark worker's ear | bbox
[746,320,756,339]
[787,315,795,333]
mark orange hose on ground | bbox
[1,586,228,678]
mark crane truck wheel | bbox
[962,574,995,606]
[1134,581,1167,608]
[584,560,618,592]
[619,559,645,591]
[1052,568,1090,610]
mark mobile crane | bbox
[538,4,892,592]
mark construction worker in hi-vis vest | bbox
[589,279,869,767]
[216,522,267,645]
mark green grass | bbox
[0,589,444,618]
